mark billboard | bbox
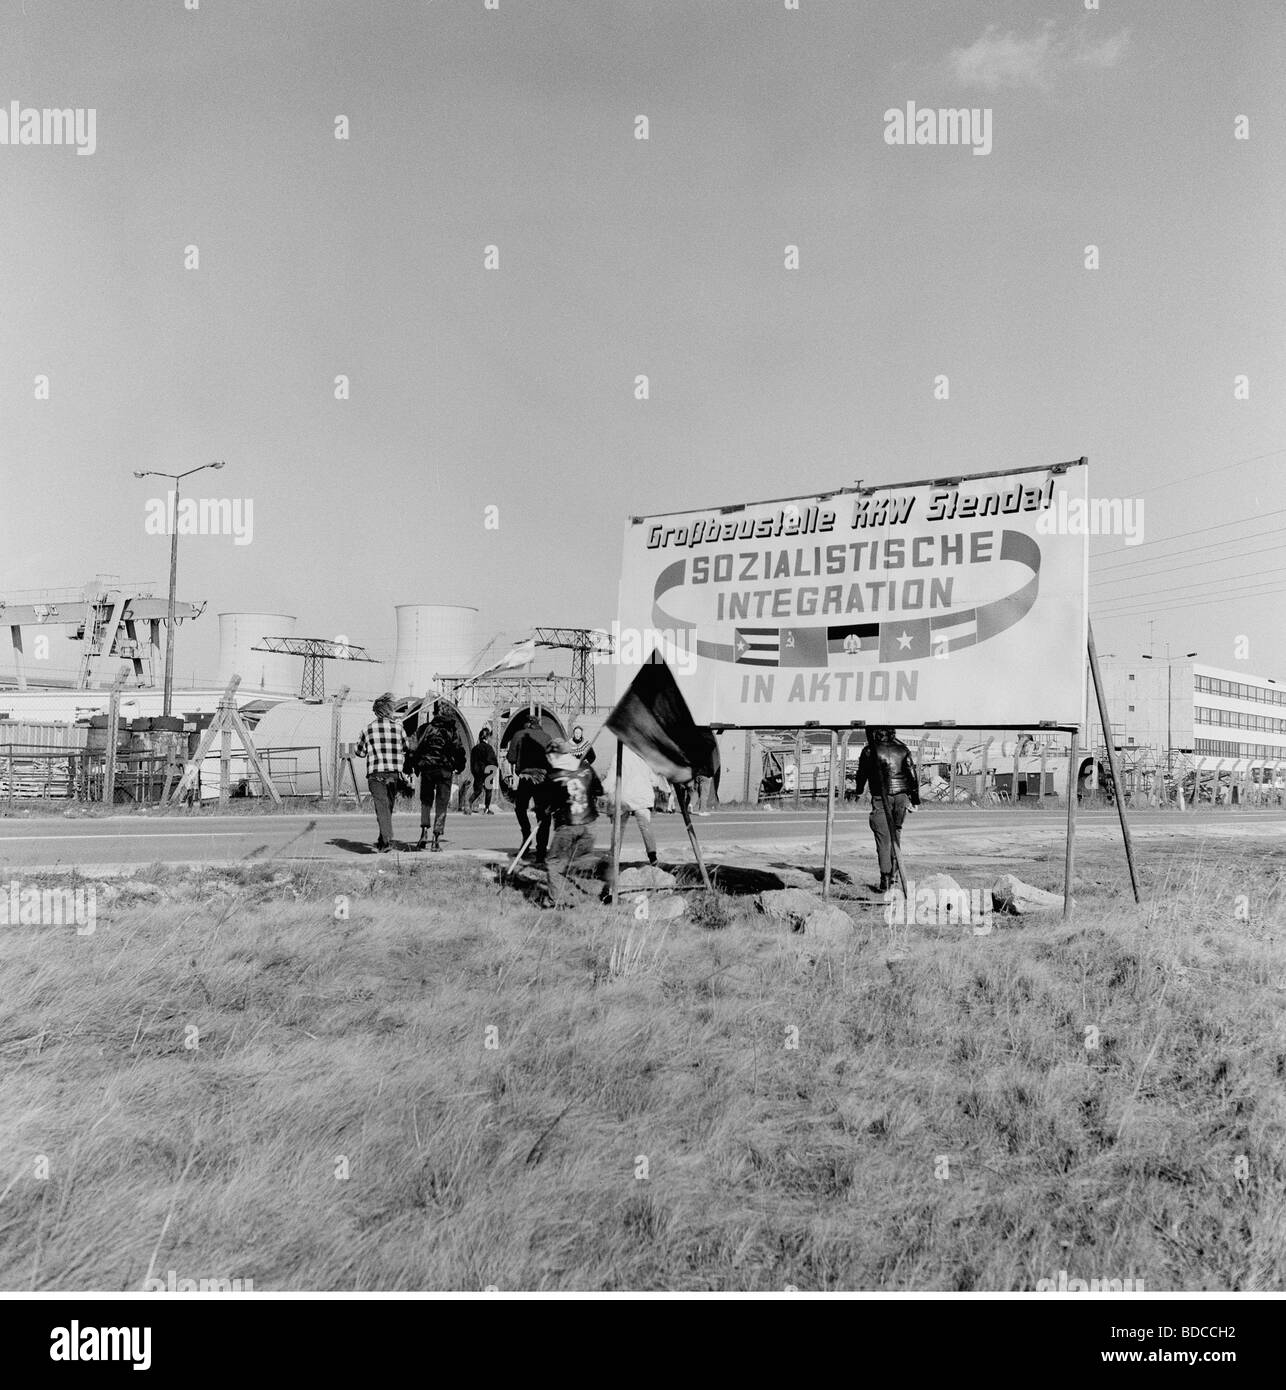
[613,460,1088,729]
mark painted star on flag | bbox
[878,617,932,663]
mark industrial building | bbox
[1091,656,1286,793]
[0,588,640,804]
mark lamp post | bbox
[134,461,225,717]
[1141,647,1198,785]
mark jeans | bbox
[621,804,657,857]
[469,766,496,811]
[869,792,909,877]
[546,825,597,907]
[368,772,400,846]
[419,773,453,834]
[515,774,551,858]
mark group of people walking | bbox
[354,693,498,853]
[354,692,919,898]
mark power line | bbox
[1093,579,1286,620]
[1129,446,1286,497]
[1092,539,1286,586]
[1092,526,1286,576]
[1089,506,1286,565]
[1094,564,1286,603]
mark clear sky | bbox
[2,0,1283,685]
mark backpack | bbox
[415,721,465,774]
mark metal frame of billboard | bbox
[624,456,1089,733]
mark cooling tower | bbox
[391,604,479,695]
[217,612,298,695]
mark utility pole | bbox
[1142,647,1197,790]
[133,461,225,716]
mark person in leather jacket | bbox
[852,727,919,891]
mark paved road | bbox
[0,805,1282,875]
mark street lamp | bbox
[1141,647,1198,784]
[133,461,225,717]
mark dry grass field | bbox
[1,844,1284,1291]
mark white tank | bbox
[391,604,480,696]
[217,612,298,695]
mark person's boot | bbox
[878,871,891,892]
[647,852,658,866]
[431,832,442,853]
[416,827,428,850]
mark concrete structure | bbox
[391,604,480,696]
[216,612,298,695]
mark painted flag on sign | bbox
[878,618,933,663]
[734,628,778,666]
[779,627,828,668]
[930,609,979,654]
[827,623,879,656]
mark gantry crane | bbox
[530,627,613,713]
[251,636,378,700]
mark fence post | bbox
[980,736,994,802]
[948,735,962,803]
[329,685,350,811]
[792,731,803,811]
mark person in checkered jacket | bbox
[356,693,408,852]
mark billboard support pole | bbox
[1063,736,1078,919]
[822,729,838,898]
[607,739,624,903]
[1088,622,1141,905]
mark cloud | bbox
[1075,29,1131,70]
[949,22,1130,91]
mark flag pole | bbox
[501,824,539,886]
[608,739,624,903]
[677,783,714,891]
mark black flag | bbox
[605,651,714,784]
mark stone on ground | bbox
[992,872,1063,915]
[756,887,854,944]
[616,865,678,893]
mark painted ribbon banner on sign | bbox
[613,461,1089,728]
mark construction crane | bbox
[530,627,613,714]
[251,636,378,700]
[0,580,204,690]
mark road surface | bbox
[1,805,1282,875]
